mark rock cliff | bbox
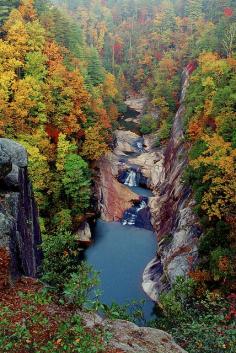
[0,139,42,288]
[142,67,200,300]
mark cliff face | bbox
[143,67,201,300]
[94,131,141,222]
[0,139,42,288]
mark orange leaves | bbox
[44,41,64,72]
[189,269,211,283]
[18,0,37,21]
[159,57,177,79]
[188,119,204,140]
[103,73,118,98]
[199,52,229,75]
[218,256,231,273]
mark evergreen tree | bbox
[86,47,105,86]
[185,0,203,21]
[0,0,19,26]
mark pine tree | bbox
[0,0,19,26]
[185,0,203,21]
[86,47,105,86]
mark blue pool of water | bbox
[130,186,153,197]
[84,220,157,322]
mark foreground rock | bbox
[80,311,187,353]
[0,139,42,287]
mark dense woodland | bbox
[0,0,235,352]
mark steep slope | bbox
[0,139,42,287]
[143,65,201,299]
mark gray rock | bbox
[76,222,92,244]
[0,139,42,286]
[0,211,13,247]
[0,145,12,179]
[4,164,20,188]
[79,311,187,353]
[0,138,28,168]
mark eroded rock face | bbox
[0,139,42,287]
[79,311,187,353]
[142,67,200,299]
[95,153,139,222]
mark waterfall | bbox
[124,170,137,187]
[121,198,153,231]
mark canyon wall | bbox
[0,139,42,288]
[143,66,201,300]
[94,65,200,301]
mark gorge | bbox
[84,64,200,319]
[0,1,235,352]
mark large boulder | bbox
[0,145,12,179]
[0,138,42,287]
[79,311,187,353]
[76,222,92,245]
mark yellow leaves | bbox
[0,40,22,72]
[3,10,29,59]
[56,134,76,172]
[19,139,52,206]
[199,52,229,75]
[81,123,110,160]
[102,72,118,98]
[190,134,236,219]
[202,76,215,88]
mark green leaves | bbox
[62,153,91,214]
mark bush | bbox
[0,293,107,353]
[42,231,81,288]
[152,277,236,353]
[140,114,157,134]
[63,263,100,308]
[157,118,173,141]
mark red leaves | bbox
[0,248,10,289]
[186,61,197,75]
[224,7,233,17]
[225,294,236,321]
[45,124,60,144]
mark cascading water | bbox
[121,197,153,231]
[124,169,138,187]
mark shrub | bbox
[152,277,236,353]
[63,263,100,308]
[42,231,81,288]
[140,114,157,134]
[157,117,173,141]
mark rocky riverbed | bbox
[95,68,200,303]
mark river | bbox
[85,101,157,322]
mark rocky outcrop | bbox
[125,97,147,114]
[0,139,42,287]
[142,67,200,300]
[79,311,187,353]
[95,153,139,222]
[76,222,92,245]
